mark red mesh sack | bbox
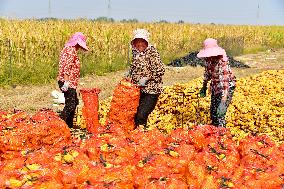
[80,88,101,134]
[107,79,140,132]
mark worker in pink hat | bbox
[57,32,89,128]
[197,38,236,127]
[126,29,165,129]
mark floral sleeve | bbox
[203,61,212,88]
[60,48,76,76]
[149,47,165,82]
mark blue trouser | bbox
[210,86,235,127]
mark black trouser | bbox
[58,81,79,128]
[135,92,159,127]
[210,86,235,127]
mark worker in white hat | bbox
[125,29,165,129]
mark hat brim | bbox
[131,34,149,43]
[197,47,225,58]
[77,39,89,51]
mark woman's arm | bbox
[149,47,165,82]
[202,61,212,88]
[219,61,230,101]
[61,48,76,81]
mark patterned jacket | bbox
[203,59,236,96]
[57,46,80,89]
[130,45,165,94]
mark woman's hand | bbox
[199,87,207,98]
[61,81,70,92]
[138,77,149,86]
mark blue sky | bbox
[0,0,283,25]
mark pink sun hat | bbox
[197,38,228,61]
[65,32,89,51]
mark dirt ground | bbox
[0,49,283,113]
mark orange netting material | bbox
[107,79,140,132]
[0,109,71,160]
[80,88,101,134]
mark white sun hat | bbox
[131,29,150,44]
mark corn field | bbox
[0,19,284,85]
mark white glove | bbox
[124,70,131,78]
[138,77,149,87]
[61,81,69,92]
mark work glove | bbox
[61,81,70,92]
[138,77,149,87]
[199,87,207,98]
[217,101,226,117]
[124,70,131,78]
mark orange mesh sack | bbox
[0,109,71,160]
[107,79,140,131]
[80,88,101,134]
